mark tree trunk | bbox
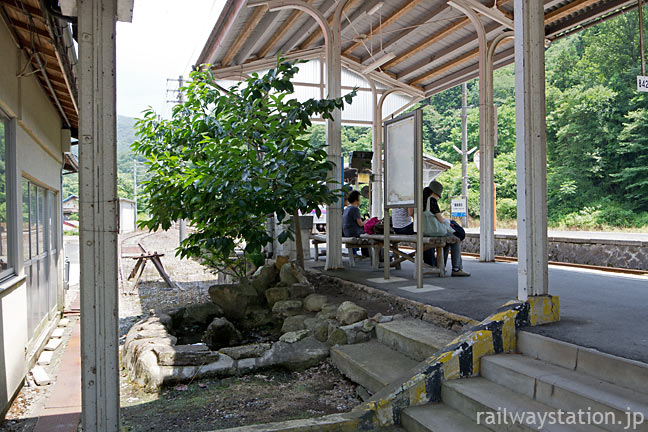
[293,210,304,268]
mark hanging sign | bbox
[357,173,370,183]
[638,76,648,92]
[451,196,467,218]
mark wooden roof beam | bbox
[359,3,449,65]
[278,0,336,53]
[396,21,501,81]
[0,0,44,20]
[256,0,314,59]
[544,0,601,25]
[382,17,471,71]
[221,5,268,67]
[298,0,359,50]
[341,0,426,56]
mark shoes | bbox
[451,269,471,277]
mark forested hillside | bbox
[308,9,648,230]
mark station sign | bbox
[451,196,467,218]
[638,76,648,92]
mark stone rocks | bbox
[219,343,271,360]
[272,300,303,318]
[304,294,328,312]
[281,315,307,334]
[154,344,219,366]
[304,318,329,342]
[336,301,368,325]
[241,307,276,330]
[316,304,338,320]
[203,317,242,350]
[265,287,289,308]
[251,263,278,296]
[279,329,310,343]
[181,302,224,327]
[326,327,348,346]
[275,255,289,270]
[288,283,314,299]
[208,282,260,321]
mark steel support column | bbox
[449,0,495,262]
[258,0,346,269]
[514,0,549,300]
[368,79,383,218]
[78,0,120,430]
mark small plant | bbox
[133,59,356,279]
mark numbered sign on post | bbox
[638,76,648,92]
[451,197,467,218]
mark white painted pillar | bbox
[369,79,383,218]
[78,0,120,430]
[514,0,549,300]
[450,2,495,262]
[324,1,346,270]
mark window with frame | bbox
[0,115,13,279]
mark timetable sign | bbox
[451,197,467,218]
[638,76,648,92]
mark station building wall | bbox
[0,19,67,415]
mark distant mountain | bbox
[117,115,138,153]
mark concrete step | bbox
[518,331,648,396]
[401,403,490,432]
[330,340,418,394]
[481,354,648,432]
[442,377,606,431]
[376,319,457,362]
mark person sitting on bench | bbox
[392,199,435,266]
[427,180,470,277]
[343,190,369,257]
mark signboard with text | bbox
[638,76,648,92]
[451,196,468,218]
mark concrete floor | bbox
[315,253,648,364]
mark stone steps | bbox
[330,340,418,394]
[376,319,457,362]
[398,332,648,432]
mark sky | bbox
[116,0,225,119]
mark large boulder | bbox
[279,262,310,286]
[327,327,348,346]
[272,300,303,318]
[208,282,259,321]
[251,263,278,296]
[203,317,242,350]
[265,287,289,308]
[259,336,329,370]
[304,294,328,312]
[288,283,314,299]
[181,302,224,327]
[336,301,368,325]
[153,344,219,366]
[281,315,307,334]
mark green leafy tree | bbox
[133,60,355,278]
[614,108,648,210]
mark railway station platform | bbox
[310,240,648,364]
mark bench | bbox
[311,234,377,267]
[361,234,459,277]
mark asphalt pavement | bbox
[317,254,648,363]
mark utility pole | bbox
[167,75,188,244]
[640,0,646,76]
[453,82,476,227]
[133,160,137,227]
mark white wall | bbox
[0,18,66,415]
[119,199,135,233]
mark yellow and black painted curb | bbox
[355,295,560,428]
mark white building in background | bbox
[0,2,77,415]
[119,198,136,234]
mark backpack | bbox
[364,217,380,234]
[450,220,466,240]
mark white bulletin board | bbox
[384,111,420,207]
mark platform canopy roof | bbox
[196,0,639,106]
